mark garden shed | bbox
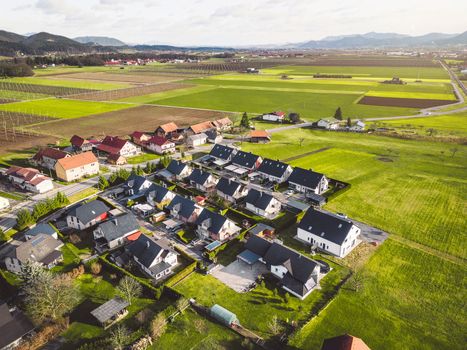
[209,304,240,327]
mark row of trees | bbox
[0,62,34,77]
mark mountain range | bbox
[74,36,126,47]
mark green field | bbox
[3,76,131,90]
[365,90,456,100]
[241,130,467,258]
[0,98,132,118]
[290,239,467,350]
[0,89,51,101]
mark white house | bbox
[146,136,176,155]
[261,111,285,122]
[257,158,293,183]
[93,213,140,252]
[245,189,281,219]
[66,200,110,230]
[350,120,366,131]
[186,133,208,148]
[187,168,218,192]
[97,136,141,157]
[317,118,341,130]
[0,196,9,210]
[296,208,361,258]
[5,166,54,194]
[215,177,249,203]
[166,160,192,180]
[195,209,241,241]
[288,167,329,195]
[31,148,70,170]
[126,235,178,281]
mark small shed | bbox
[210,304,240,327]
[91,297,129,328]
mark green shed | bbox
[209,304,240,327]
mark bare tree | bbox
[117,276,142,304]
[109,324,130,350]
[349,272,365,292]
[150,313,167,340]
[426,128,437,137]
[298,137,305,147]
[268,315,283,336]
[175,297,190,314]
[450,147,459,158]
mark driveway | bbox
[211,260,268,293]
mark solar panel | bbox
[31,235,46,247]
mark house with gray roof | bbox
[145,183,175,209]
[231,151,262,171]
[257,158,293,183]
[245,189,281,219]
[288,167,329,195]
[24,223,58,240]
[297,208,361,258]
[123,174,153,197]
[0,303,34,350]
[215,177,249,203]
[209,144,236,161]
[166,160,192,180]
[66,200,110,230]
[195,209,241,242]
[237,235,325,299]
[126,235,178,280]
[90,297,129,328]
[93,213,140,252]
[166,195,204,223]
[187,168,218,192]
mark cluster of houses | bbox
[316,118,366,131]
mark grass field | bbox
[3,76,131,90]
[365,90,456,100]
[241,130,467,259]
[0,89,51,101]
[0,98,132,118]
[289,239,467,350]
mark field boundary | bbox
[281,147,332,162]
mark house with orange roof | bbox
[5,166,54,193]
[55,152,99,182]
[155,122,179,138]
[186,121,215,136]
[321,334,371,350]
[249,130,271,143]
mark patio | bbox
[211,260,268,293]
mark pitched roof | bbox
[101,136,128,150]
[257,158,290,178]
[321,334,371,350]
[0,303,34,349]
[231,151,261,169]
[214,117,232,126]
[288,167,325,189]
[195,209,228,234]
[127,234,173,268]
[244,234,272,256]
[166,195,199,219]
[68,200,109,225]
[25,223,56,238]
[70,135,88,148]
[250,130,270,139]
[91,297,130,324]
[209,144,235,160]
[146,183,171,203]
[157,122,178,133]
[189,121,214,134]
[205,129,220,140]
[187,168,212,186]
[33,148,69,161]
[130,131,149,141]
[298,208,355,245]
[95,213,139,242]
[15,234,63,265]
[56,152,98,170]
[124,174,151,193]
[166,159,189,176]
[245,189,275,210]
[148,136,173,146]
[216,177,242,196]
[320,117,340,124]
[188,133,208,141]
[5,166,51,186]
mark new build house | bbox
[238,235,324,299]
[5,166,54,193]
[66,200,110,230]
[231,151,262,172]
[195,209,241,241]
[124,174,153,197]
[145,183,175,209]
[0,303,34,350]
[216,177,249,202]
[186,133,208,148]
[93,213,140,252]
[187,168,218,192]
[288,167,329,195]
[245,189,281,219]
[166,160,192,180]
[31,148,70,170]
[297,208,361,258]
[126,235,178,280]
[166,195,204,223]
[97,136,141,157]
[55,151,99,182]
[146,136,176,155]
[209,144,236,162]
[257,158,293,183]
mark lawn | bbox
[154,87,418,119]
[289,239,467,350]
[67,187,100,204]
[126,153,160,164]
[3,76,131,90]
[0,98,132,118]
[240,129,467,259]
[0,190,26,201]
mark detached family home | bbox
[195,209,241,241]
[93,213,140,252]
[231,151,262,172]
[257,158,293,183]
[288,167,329,195]
[187,133,208,148]
[213,117,233,131]
[146,136,176,155]
[166,160,192,180]
[24,223,58,240]
[130,131,152,146]
[317,118,341,130]
[321,334,371,350]
[249,130,271,143]
[261,111,285,122]
[205,130,223,144]
[31,148,70,170]
[4,234,64,274]
[0,303,34,350]
[70,135,95,152]
[238,235,324,299]
[97,136,141,157]
[155,122,179,138]
[350,120,366,131]
[186,121,214,136]
[209,144,236,162]
[66,200,110,230]
[146,183,175,209]
[245,189,281,219]
[55,151,99,182]
[297,208,361,258]
[124,174,152,197]
[187,168,218,192]
[126,235,178,280]
[166,195,203,223]
[5,166,53,193]
[216,177,249,203]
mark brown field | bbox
[45,72,187,85]
[165,60,285,72]
[299,58,439,67]
[0,81,94,96]
[358,95,455,108]
[69,82,193,101]
[0,99,16,104]
[26,105,232,139]
[0,133,56,156]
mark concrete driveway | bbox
[211,260,268,293]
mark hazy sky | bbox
[1,0,466,46]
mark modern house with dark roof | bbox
[215,177,249,203]
[93,213,140,252]
[166,195,203,223]
[297,208,361,258]
[257,158,293,183]
[126,235,178,280]
[195,209,241,241]
[205,129,223,144]
[0,303,34,350]
[123,174,153,197]
[187,168,218,192]
[31,147,70,170]
[146,183,175,209]
[231,151,262,171]
[66,200,110,230]
[24,223,58,240]
[288,167,329,195]
[237,235,324,299]
[321,334,371,350]
[245,189,281,219]
[209,144,236,161]
[4,234,64,274]
[166,160,192,180]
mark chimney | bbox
[146,240,150,249]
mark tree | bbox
[109,172,118,184]
[16,209,34,230]
[426,128,437,137]
[117,276,142,304]
[240,112,250,129]
[109,324,129,350]
[289,112,301,123]
[97,175,109,190]
[268,315,283,336]
[23,273,80,323]
[176,297,190,314]
[347,117,352,127]
[450,147,458,158]
[349,272,365,292]
[333,107,343,120]
[150,313,167,339]
[298,137,305,147]
[160,155,172,168]
[89,261,102,275]
[18,260,48,286]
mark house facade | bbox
[146,136,176,154]
[186,121,214,136]
[209,144,236,162]
[70,135,94,152]
[166,160,192,180]
[245,189,281,219]
[187,133,208,147]
[55,152,99,182]
[261,111,285,122]
[231,151,262,171]
[31,148,70,170]
[317,118,341,130]
[146,183,175,209]
[297,208,361,258]
[5,166,54,193]
[257,158,293,183]
[216,177,249,202]
[288,167,329,195]
[97,136,141,157]
[93,213,140,252]
[155,122,179,138]
[213,117,233,131]
[249,130,271,143]
[187,168,218,192]
[166,195,203,223]
[205,130,223,144]
[66,200,109,230]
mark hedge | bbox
[164,261,197,288]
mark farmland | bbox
[2,76,131,90]
[358,95,455,108]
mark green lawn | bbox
[241,130,467,259]
[289,239,467,350]
[67,187,100,204]
[3,76,131,90]
[0,98,132,118]
[0,190,26,201]
[126,153,160,164]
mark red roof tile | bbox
[56,152,98,170]
[158,122,178,133]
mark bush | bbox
[0,62,33,77]
[90,262,102,275]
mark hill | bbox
[74,36,126,46]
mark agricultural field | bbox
[46,71,188,85]
[358,95,455,108]
[0,89,51,101]
[3,76,131,90]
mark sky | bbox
[1,0,466,46]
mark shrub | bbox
[90,262,102,275]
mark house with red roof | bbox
[146,136,176,155]
[31,148,70,170]
[186,121,215,136]
[5,166,54,193]
[97,136,141,158]
[155,122,179,138]
[130,131,151,146]
[261,111,286,122]
[321,334,371,350]
[70,135,94,152]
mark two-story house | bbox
[55,152,99,182]
[166,195,203,223]
[93,213,140,252]
[288,167,329,195]
[195,209,241,242]
[166,160,192,180]
[146,136,176,155]
[0,303,34,350]
[231,151,262,172]
[145,183,175,209]
[215,177,249,203]
[212,117,233,131]
[209,144,236,162]
[124,174,153,197]
[31,148,70,170]
[70,135,95,152]
[66,200,110,230]
[155,122,179,138]
[5,166,54,193]
[97,136,141,157]
[257,158,293,183]
[245,189,281,219]
[187,168,218,192]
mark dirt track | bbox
[358,95,455,108]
